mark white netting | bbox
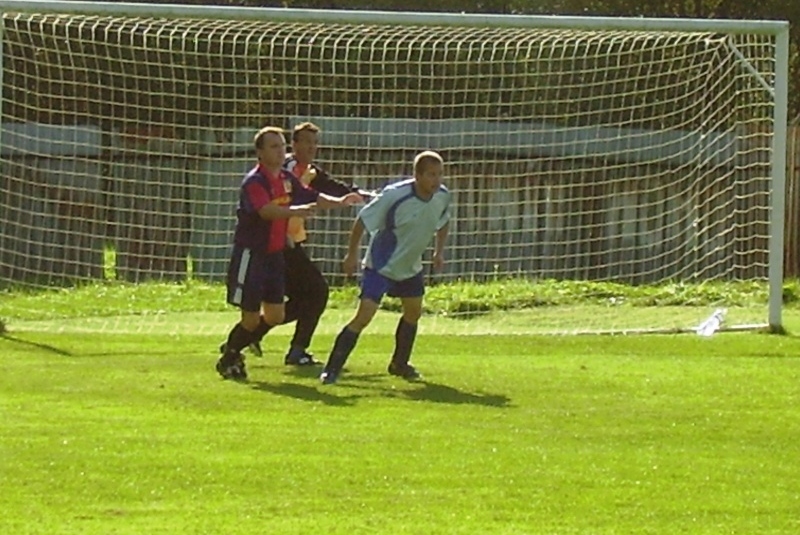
[0,7,783,334]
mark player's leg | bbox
[250,253,289,357]
[219,302,284,380]
[243,252,287,358]
[241,247,300,358]
[259,302,285,328]
[283,244,327,365]
[281,245,308,325]
[222,311,268,358]
[216,308,260,380]
[218,250,284,380]
[218,245,257,379]
[386,271,425,380]
[387,297,422,379]
[319,267,386,384]
[319,298,379,384]
[245,245,326,361]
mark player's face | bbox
[415,161,444,200]
[292,130,318,164]
[258,132,286,169]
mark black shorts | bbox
[226,245,286,312]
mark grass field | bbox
[2,299,800,534]
[1,280,799,534]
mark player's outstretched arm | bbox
[258,202,316,221]
[342,217,366,277]
[432,222,449,272]
[316,191,364,209]
[305,166,366,197]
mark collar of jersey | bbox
[257,164,282,181]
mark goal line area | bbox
[0,2,789,335]
[0,279,774,336]
[0,307,773,338]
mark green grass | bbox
[2,316,800,534]
[2,280,800,533]
[0,278,794,337]
[2,278,796,322]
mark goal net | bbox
[0,2,788,335]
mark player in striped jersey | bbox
[245,122,373,366]
[216,126,361,380]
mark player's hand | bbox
[432,251,445,272]
[300,167,317,185]
[341,192,364,206]
[342,252,359,277]
[356,188,378,201]
[290,203,316,219]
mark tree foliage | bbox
[228,0,798,118]
[9,0,797,123]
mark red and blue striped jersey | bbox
[233,164,318,253]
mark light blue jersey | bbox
[359,178,451,281]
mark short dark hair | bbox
[254,126,285,150]
[292,121,321,142]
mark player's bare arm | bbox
[257,202,316,221]
[432,222,449,272]
[342,217,366,277]
[316,191,364,209]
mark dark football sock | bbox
[391,318,418,366]
[325,326,360,372]
[287,344,306,356]
[225,322,255,354]
[252,316,273,342]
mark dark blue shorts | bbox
[226,245,285,312]
[360,268,424,303]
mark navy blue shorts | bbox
[226,245,286,312]
[360,268,424,303]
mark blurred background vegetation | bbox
[114,0,799,121]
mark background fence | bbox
[0,121,790,286]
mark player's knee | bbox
[401,302,423,323]
[239,313,261,332]
[312,274,329,297]
[300,276,328,314]
[313,284,329,312]
[262,308,285,326]
[349,310,376,332]
[348,317,371,332]
[402,309,422,323]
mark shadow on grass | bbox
[399,380,512,407]
[737,351,800,359]
[0,333,73,356]
[280,365,329,379]
[341,372,512,407]
[252,369,511,408]
[280,367,389,384]
[248,380,364,407]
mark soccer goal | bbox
[0,0,789,335]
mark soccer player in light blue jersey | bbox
[320,150,451,385]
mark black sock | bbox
[252,316,273,343]
[391,318,418,367]
[225,323,255,354]
[287,344,306,357]
[325,326,359,372]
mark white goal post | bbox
[0,0,789,334]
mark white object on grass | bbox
[696,308,727,337]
